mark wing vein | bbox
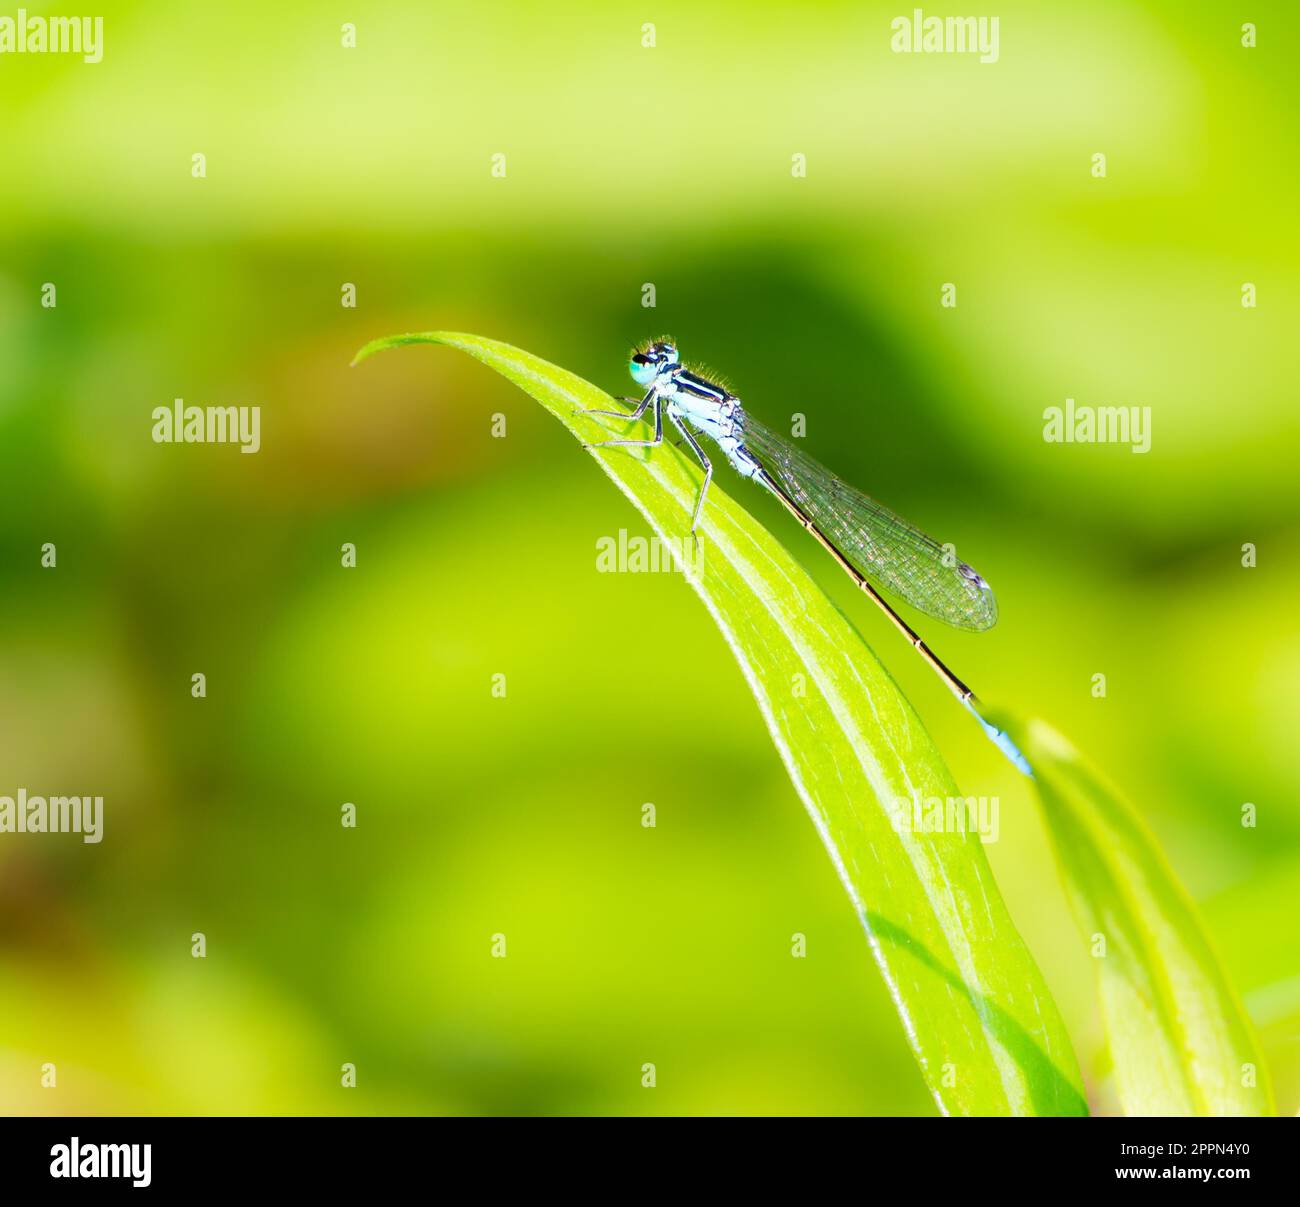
[739,415,998,632]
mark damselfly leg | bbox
[576,391,653,421]
[668,413,712,534]
[581,391,663,450]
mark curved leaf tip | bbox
[1026,720,1274,1116]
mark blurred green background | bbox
[1,1,1297,1115]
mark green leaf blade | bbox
[356,330,1087,1116]
[1026,721,1275,1116]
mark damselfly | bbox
[580,338,1032,776]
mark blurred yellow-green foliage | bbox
[1,1,1297,1115]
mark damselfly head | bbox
[629,339,678,386]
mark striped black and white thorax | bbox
[653,365,766,482]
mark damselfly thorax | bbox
[656,368,765,483]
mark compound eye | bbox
[628,354,658,385]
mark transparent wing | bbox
[740,415,998,631]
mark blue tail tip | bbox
[963,698,1035,778]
